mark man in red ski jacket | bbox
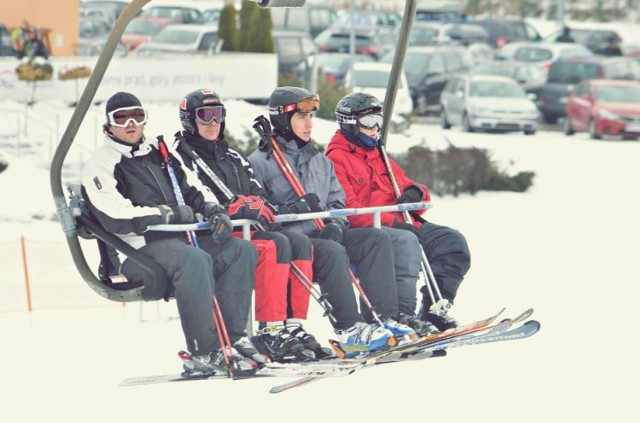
[326,92,471,330]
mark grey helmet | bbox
[335,92,383,137]
[268,86,319,134]
[179,89,225,137]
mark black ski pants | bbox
[417,221,471,306]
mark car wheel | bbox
[440,107,451,129]
[462,112,474,132]
[563,118,574,136]
[524,129,536,136]
[589,119,601,139]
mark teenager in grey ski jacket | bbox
[248,86,435,337]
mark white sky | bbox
[0,95,638,422]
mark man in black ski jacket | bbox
[173,89,323,362]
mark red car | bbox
[563,79,640,140]
[120,16,176,51]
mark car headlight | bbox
[599,109,619,120]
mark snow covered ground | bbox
[1,98,638,423]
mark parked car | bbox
[121,16,176,51]
[536,56,640,123]
[563,79,640,139]
[1,23,13,56]
[544,26,622,54]
[80,0,129,24]
[331,10,402,29]
[471,18,541,49]
[195,8,222,25]
[77,16,115,55]
[467,42,495,65]
[440,74,539,134]
[469,60,547,94]
[314,26,396,60]
[380,45,473,114]
[134,24,220,55]
[512,41,593,72]
[296,52,375,84]
[139,4,202,24]
[409,22,490,47]
[271,5,337,38]
[416,0,465,22]
[343,62,414,116]
[272,30,317,77]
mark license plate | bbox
[625,124,640,132]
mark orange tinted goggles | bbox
[283,96,320,114]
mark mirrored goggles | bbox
[107,106,148,127]
[283,96,320,114]
[194,106,226,125]
[357,113,384,130]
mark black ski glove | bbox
[279,193,322,214]
[158,205,194,224]
[209,212,233,244]
[202,202,226,219]
[392,220,423,243]
[396,186,423,204]
[320,222,343,244]
[319,218,348,243]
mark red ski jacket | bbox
[325,129,430,228]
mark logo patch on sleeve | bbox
[93,176,103,190]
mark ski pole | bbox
[378,144,445,308]
[177,139,337,324]
[253,118,386,328]
[157,135,236,376]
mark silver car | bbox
[440,74,539,135]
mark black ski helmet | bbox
[268,86,319,134]
[335,92,383,137]
[179,89,225,137]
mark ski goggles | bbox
[357,113,384,130]
[194,106,226,125]
[107,106,148,127]
[282,96,320,114]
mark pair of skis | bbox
[120,308,540,389]
[269,308,539,393]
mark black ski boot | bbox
[250,324,307,363]
[396,312,440,337]
[289,325,334,359]
[419,296,459,331]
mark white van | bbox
[344,62,414,116]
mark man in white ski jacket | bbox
[81,91,260,376]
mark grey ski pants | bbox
[379,226,422,315]
[121,236,257,356]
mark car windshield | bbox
[401,52,430,72]
[470,64,517,79]
[547,61,600,83]
[596,85,640,102]
[196,9,220,24]
[469,80,525,97]
[514,47,552,62]
[351,69,403,88]
[151,28,200,44]
[125,20,164,35]
[409,26,439,45]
